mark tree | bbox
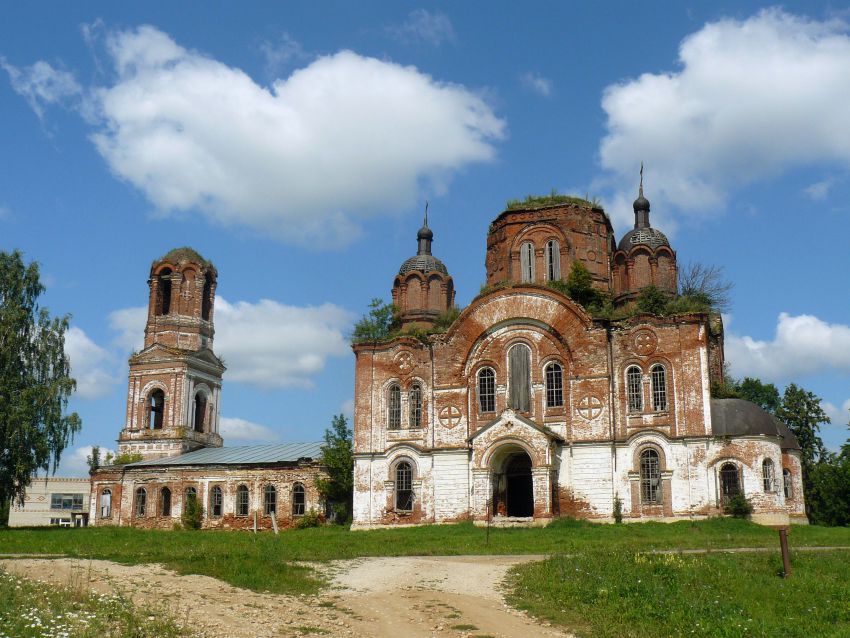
[316,413,353,523]
[86,446,101,473]
[0,251,81,511]
[351,299,397,344]
[736,377,781,414]
[677,262,734,311]
[565,261,603,310]
[636,285,667,315]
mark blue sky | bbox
[2,2,849,475]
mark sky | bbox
[2,2,849,475]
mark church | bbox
[351,183,806,528]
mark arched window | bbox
[157,269,172,315]
[520,241,535,283]
[210,485,223,517]
[508,344,531,412]
[236,485,249,517]
[650,364,667,412]
[160,487,171,517]
[201,273,213,320]
[184,486,197,505]
[478,368,495,413]
[135,487,147,517]
[626,366,643,413]
[545,362,563,408]
[395,462,414,511]
[640,449,662,504]
[100,489,112,518]
[783,468,793,499]
[719,463,741,505]
[387,384,401,429]
[193,392,206,433]
[546,240,561,281]
[264,485,277,516]
[148,389,165,430]
[292,483,305,516]
[762,459,775,492]
[409,383,422,429]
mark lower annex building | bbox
[89,248,325,529]
[351,184,806,528]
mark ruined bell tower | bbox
[117,247,225,460]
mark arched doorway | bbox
[719,463,741,505]
[493,450,534,517]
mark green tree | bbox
[736,377,781,414]
[677,262,734,312]
[181,493,203,530]
[316,413,353,523]
[550,261,604,311]
[636,285,667,315]
[0,251,81,512]
[806,454,850,526]
[86,446,101,473]
[351,298,397,344]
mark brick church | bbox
[351,183,806,527]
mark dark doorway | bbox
[505,452,534,517]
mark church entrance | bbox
[493,451,534,517]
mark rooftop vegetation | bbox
[505,190,599,211]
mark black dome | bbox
[398,254,449,276]
[417,224,433,241]
[618,227,670,252]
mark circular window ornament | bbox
[393,350,414,375]
[576,395,604,420]
[632,329,658,356]
[438,405,463,428]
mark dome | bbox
[633,193,650,213]
[617,227,670,252]
[417,224,434,241]
[710,398,801,450]
[398,254,449,276]
[157,246,211,267]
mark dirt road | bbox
[0,556,573,638]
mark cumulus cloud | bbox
[804,177,836,200]
[80,25,502,245]
[260,32,308,76]
[109,297,353,388]
[1,58,81,119]
[726,312,850,382]
[823,399,850,427]
[598,9,850,229]
[220,416,280,442]
[387,9,456,46]
[64,326,117,399]
[520,71,552,97]
[57,444,116,476]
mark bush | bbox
[723,493,753,518]
[613,495,623,524]
[181,496,203,530]
[294,509,323,529]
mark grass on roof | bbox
[505,192,598,211]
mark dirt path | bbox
[0,556,573,638]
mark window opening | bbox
[184,487,197,505]
[100,489,112,518]
[478,368,495,412]
[545,362,564,407]
[395,462,414,511]
[719,463,741,505]
[135,488,146,517]
[160,487,171,517]
[626,366,643,413]
[148,389,165,430]
[201,273,212,320]
[388,384,401,429]
[236,485,249,517]
[409,383,422,428]
[193,392,206,432]
[157,269,172,315]
[51,493,85,510]
[520,242,535,283]
[210,485,223,517]
[264,485,277,516]
[762,459,775,492]
[651,364,667,411]
[292,483,305,516]
[546,240,561,281]
[640,449,662,504]
[508,344,531,412]
[783,469,792,499]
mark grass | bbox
[0,567,191,638]
[506,550,850,637]
[0,518,848,597]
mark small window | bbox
[157,269,172,315]
[100,489,112,518]
[236,485,249,517]
[478,368,496,413]
[388,383,401,429]
[762,459,775,492]
[292,483,305,517]
[210,485,223,517]
[148,389,165,430]
[160,487,171,517]
[626,366,643,413]
[640,449,662,504]
[545,362,564,408]
[650,364,667,412]
[201,273,213,320]
[135,487,147,517]
[520,242,535,283]
[409,383,422,429]
[508,344,531,412]
[783,468,793,499]
[546,240,561,281]
[193,392,206,433]
[184,486,197,504]
[264,485,277,516]
[395,462,414,511]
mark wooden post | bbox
[253,510,257,533]
[779,528,791,578]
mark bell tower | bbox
[117,247,225,460]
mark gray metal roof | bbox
[125,442,324,467]
[618,227,670,252]
[398,253,449,276]
[710,399,801,450]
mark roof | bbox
[710,399,801,450]
[157,246,212,267]
[398,253,449,276]
[125,442,324,467]
[617,227,670,252]
[468,411,564,443]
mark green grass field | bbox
[1,518,849,636]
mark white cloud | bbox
[108,297,353,388]
[64,326,117,399]
[57,444,116,476]
[82,25,502,246]
[726,312,850,382]
[520,71,552,97]
[220,416,279,442]
[387,9,456,46]
[804,177,836,200]
[598,9,850,229]
[340,398,354,417]
[1,58,81,119]
[823,399,850,426]
[260,32,307,76]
